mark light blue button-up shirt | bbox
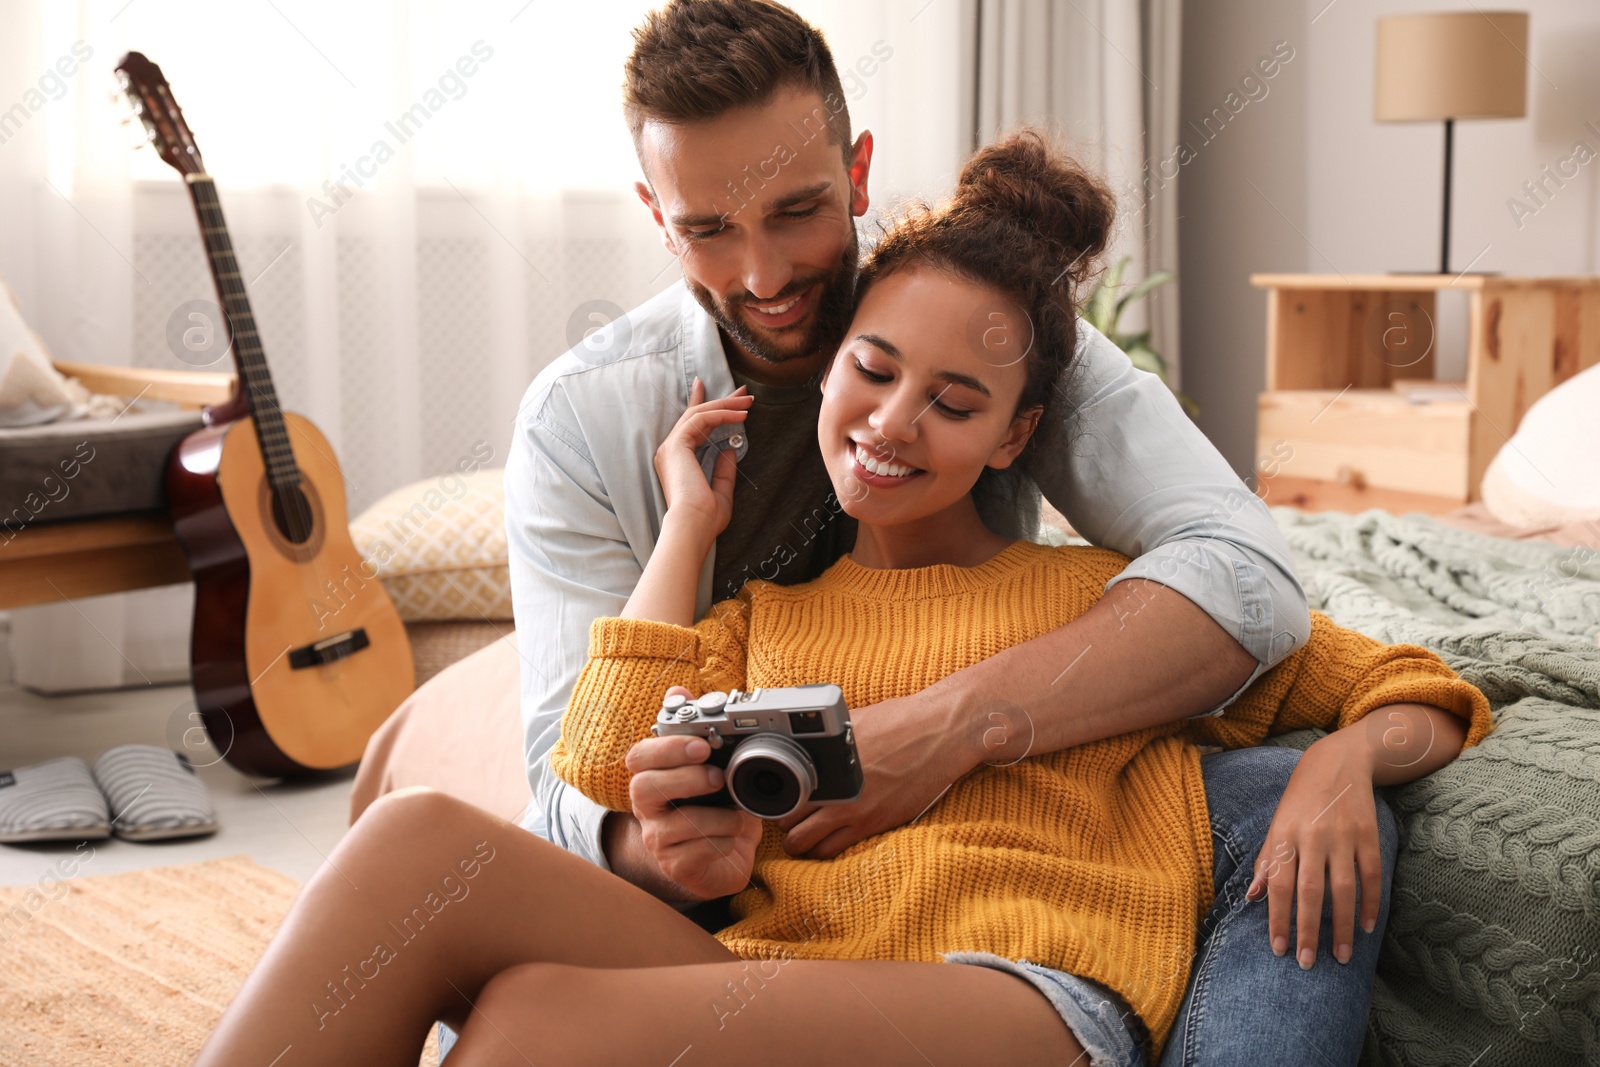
[505,280,1309,868]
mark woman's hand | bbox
[624,686,762,901]
[1246,729,1383,969]
[654,377,751,544]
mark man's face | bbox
[635,86,873,371]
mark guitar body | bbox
[121,51,414,777]
[167,412,414,777]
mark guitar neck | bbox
[185,174,300,488]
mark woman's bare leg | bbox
[193,788,735,1067]
[450,959,1085,1066]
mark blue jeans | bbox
[1158,745,1398,1066]
[440,745,1396,1064]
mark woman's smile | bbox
[847,437,925,486]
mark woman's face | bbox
[817,266,1043,528]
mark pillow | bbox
[0,281,76,428]
[348,466,512,621]
[1481,364,1600,528]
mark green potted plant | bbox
[1081,256,1197,419]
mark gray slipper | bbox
[0,756,113,843]
[91,745,219,842]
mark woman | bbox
[194,131,1491,1067]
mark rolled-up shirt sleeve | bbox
[505,380,643,871]
[1026,322,1311,713]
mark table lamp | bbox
[1374,11,1528,274]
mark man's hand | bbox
[624,687,762,901]
[775,689,975,859]
[770,576,1256,859]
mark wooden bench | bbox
[0,362,234,610]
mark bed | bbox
[349,505,1600,1066]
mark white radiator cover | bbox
[11,585,193,693]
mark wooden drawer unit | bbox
[1251,274,1600,513]
[1257,388,1471,499]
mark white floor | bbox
[0,678,355,888]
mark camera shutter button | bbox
[674,706,699,722]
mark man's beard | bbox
[685,228,859,376]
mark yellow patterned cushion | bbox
[348,466,513,621]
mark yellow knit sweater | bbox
[552,539,1493,1051]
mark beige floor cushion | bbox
[348,465,512,621]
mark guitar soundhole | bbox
[270,484,316,544]
[257,474,326,562]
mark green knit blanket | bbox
[1269,509,1600,1067]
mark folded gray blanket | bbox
[1270,509,1600,1067]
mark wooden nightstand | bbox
[1251,274,1600,514]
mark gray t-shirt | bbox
[711,360,858,604]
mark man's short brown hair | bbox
[624,0,853,167]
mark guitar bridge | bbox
[289,628,370,670]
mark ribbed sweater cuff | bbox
[1346,675,1494,749]
[588,616,702,664]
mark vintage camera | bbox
[650,684,863,819]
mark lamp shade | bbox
[1375,11,1528,122]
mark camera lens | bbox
[727,734,817,819]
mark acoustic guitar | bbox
[117,52,414,778]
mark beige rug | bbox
[0,854,440,1066]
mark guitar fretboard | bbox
[187,175,301,490]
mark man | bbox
[495,2,1387,1063]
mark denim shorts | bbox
[943,951,1150,1066]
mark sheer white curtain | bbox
[0,0,971,691]
[973,0,1184,385]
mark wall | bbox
[1179,0,1600,477]
[789,0,974,209]
[1307,0,1600,279]
[1178,0,1310,479]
